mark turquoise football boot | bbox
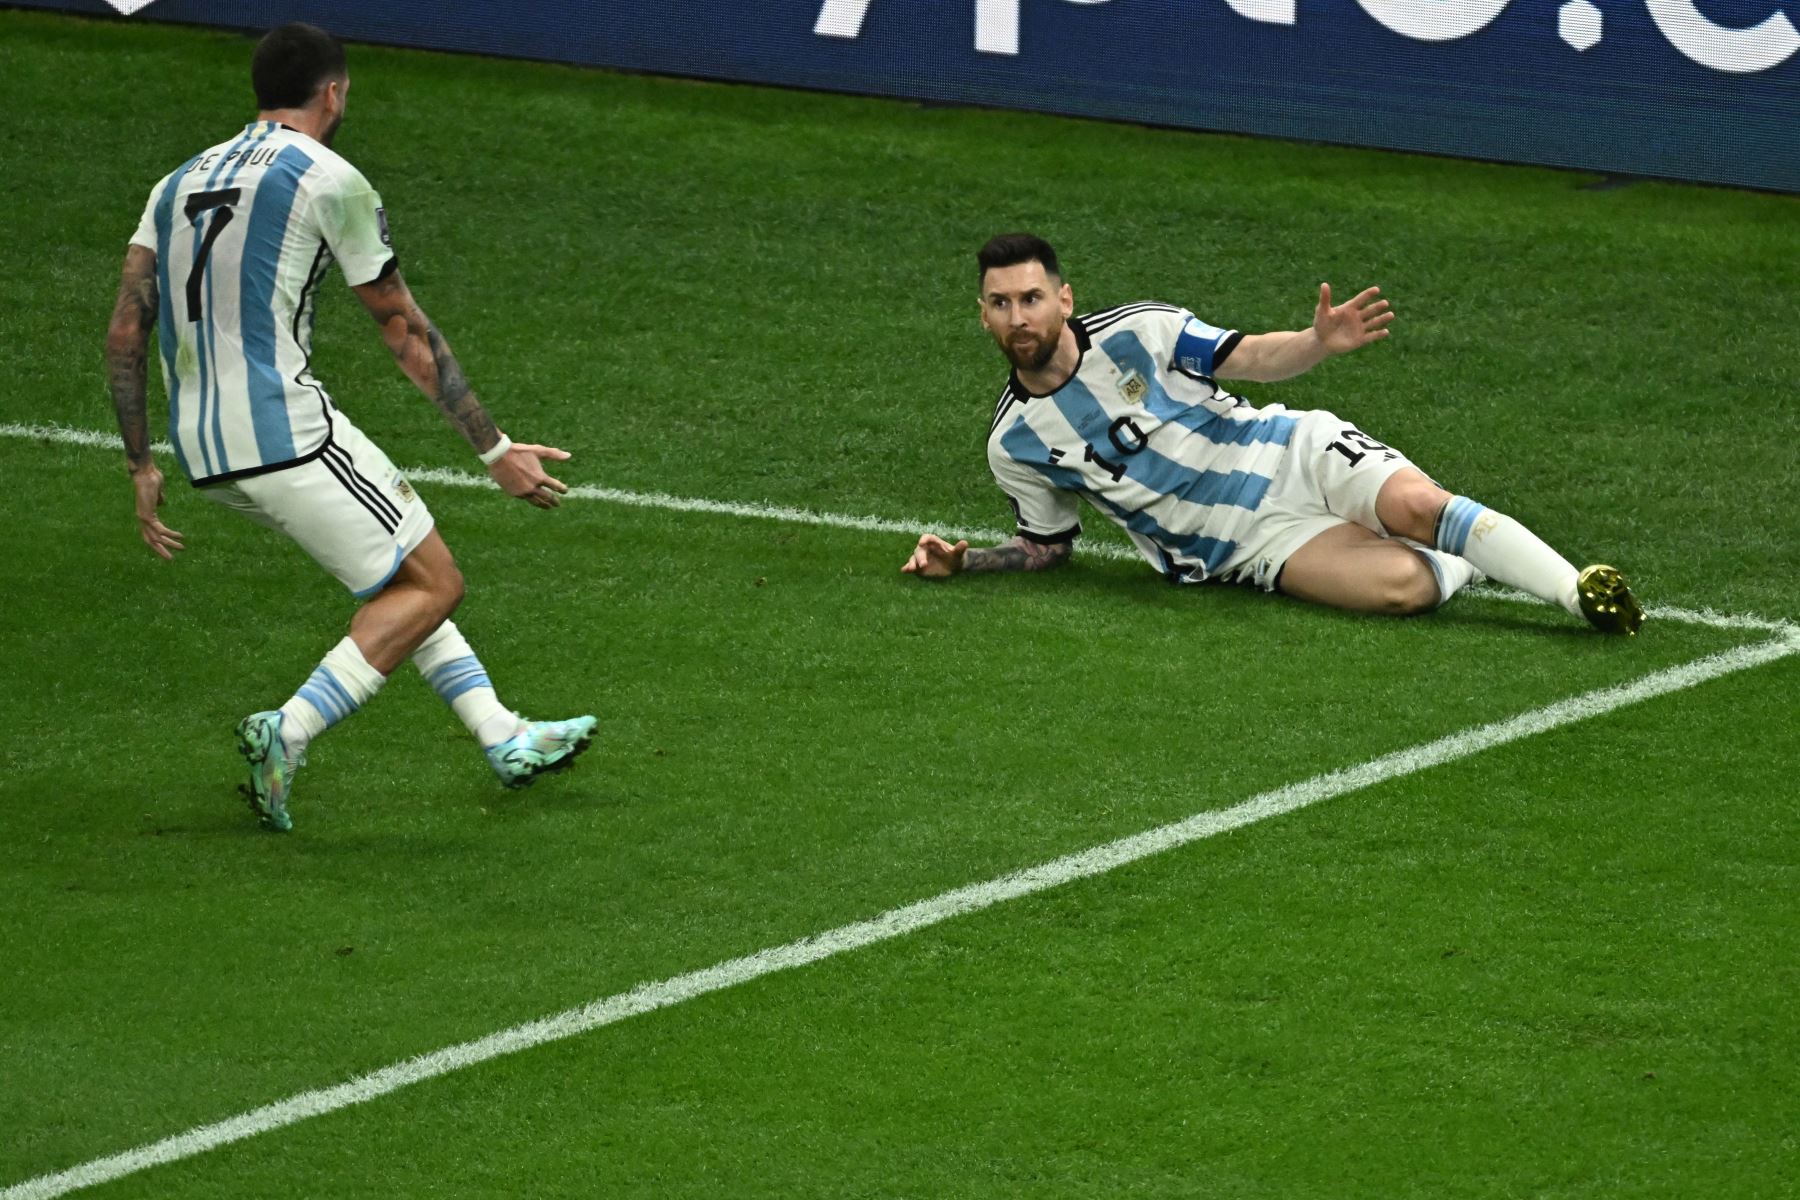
[236,710,301,832]
[486,715,598,789]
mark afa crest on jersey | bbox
[1120,370,1148,404]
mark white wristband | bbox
[478,434,513,467]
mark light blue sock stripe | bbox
[1455,501,1486,552]
[426,656,483,690]
[1438,497,1487,556]
[313,667,358,718]
[1440,504,1464,555]
[303,683,345,725]
[428,655,493,704]
[297,666,360,728]
[438,673,493,703]
[298,674,340,722]
[294,682,340,725]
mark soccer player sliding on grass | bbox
[902,233,1643,633]
[104,23,597,831]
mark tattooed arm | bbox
[106,246,158,470]
[966,536,1074,572]
[352,268,571,509]
[900,533,1073,578]
[106,245,184,559]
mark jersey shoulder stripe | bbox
[1080,301,1183,334]
[1085,303,1183,334]
[988,381,1023,439]
[1072,305,1173,329]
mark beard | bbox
[319,110,343,147]
[1001,321,1062,371]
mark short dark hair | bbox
[252,23,346,110]
[977,233,1061,286]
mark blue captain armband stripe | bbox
[1172,317,1238,377]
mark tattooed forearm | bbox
[105,247,159,470]
[963,536,1072,573]
[355,269,502,456]
[425,325,499,452]
[107,331,150,466]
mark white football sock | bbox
[278,636,386,758]
[412,620,526,749]
[1406,545,1482,607]
[1435,496,1580,615]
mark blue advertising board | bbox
[14,0,1798,191]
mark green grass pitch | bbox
[1,9,1796,1197]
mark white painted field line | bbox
[0,423,160,453]
[6,422,1794,637]
[2,421,998,546]
[6,631,1797,1200]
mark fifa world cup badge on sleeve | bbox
[377,207,391,246]
[393,474,415,503]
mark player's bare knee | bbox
[1403,491,1449,544]
[1378,473,1451,544]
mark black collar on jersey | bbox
[1006,315,1091,400]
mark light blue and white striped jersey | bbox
[986,301,1299,582]
[129,122,396,486]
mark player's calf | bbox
[1279,524,1441,615]
[1373,551,1441,615]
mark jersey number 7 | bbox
[183,188,241,323]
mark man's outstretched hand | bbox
[488,441,572,509]
[130,463,185,560]
[901,533,969,578]
[1313,283,1394,355]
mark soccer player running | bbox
[105,23,596,831]
[902,233,1643,633]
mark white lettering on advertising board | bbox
[814,0,1799,74]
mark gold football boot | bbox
[1576,564,1645,635]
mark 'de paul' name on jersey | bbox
[986,301,1304,583]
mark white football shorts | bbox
[200,416,435,598]
[1218,408,1421,592]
